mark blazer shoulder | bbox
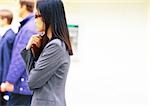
[46,39,61,47]
[45,39,66,50]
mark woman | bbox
[21,0,73,106]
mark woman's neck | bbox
[47,28,52,40]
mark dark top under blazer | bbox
[21,39,70,106]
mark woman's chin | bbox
[36,29,43,33]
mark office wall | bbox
[65,0,150,106]
[0,0,19,33]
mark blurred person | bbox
[0,9,15,106]
[21,0,73,106]
[0,0,37,106]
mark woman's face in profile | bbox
[34,10,45,32]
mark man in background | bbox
[0,9,15,106]
[0,0,37,106]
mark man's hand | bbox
[0,82,14,92]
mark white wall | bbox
[65,0,150,106]
[0,0,20,33]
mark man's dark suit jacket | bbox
[0,29,15,83]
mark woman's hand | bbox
[26,34,42,50]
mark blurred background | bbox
[1,0,150,106]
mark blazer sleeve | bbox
[27,43,64,90]
[21,49,35,75]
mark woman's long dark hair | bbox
[36,0,73,55]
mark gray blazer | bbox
[22,39,70,106]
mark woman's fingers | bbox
[26,34,42,50]
[32,36,42,48]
